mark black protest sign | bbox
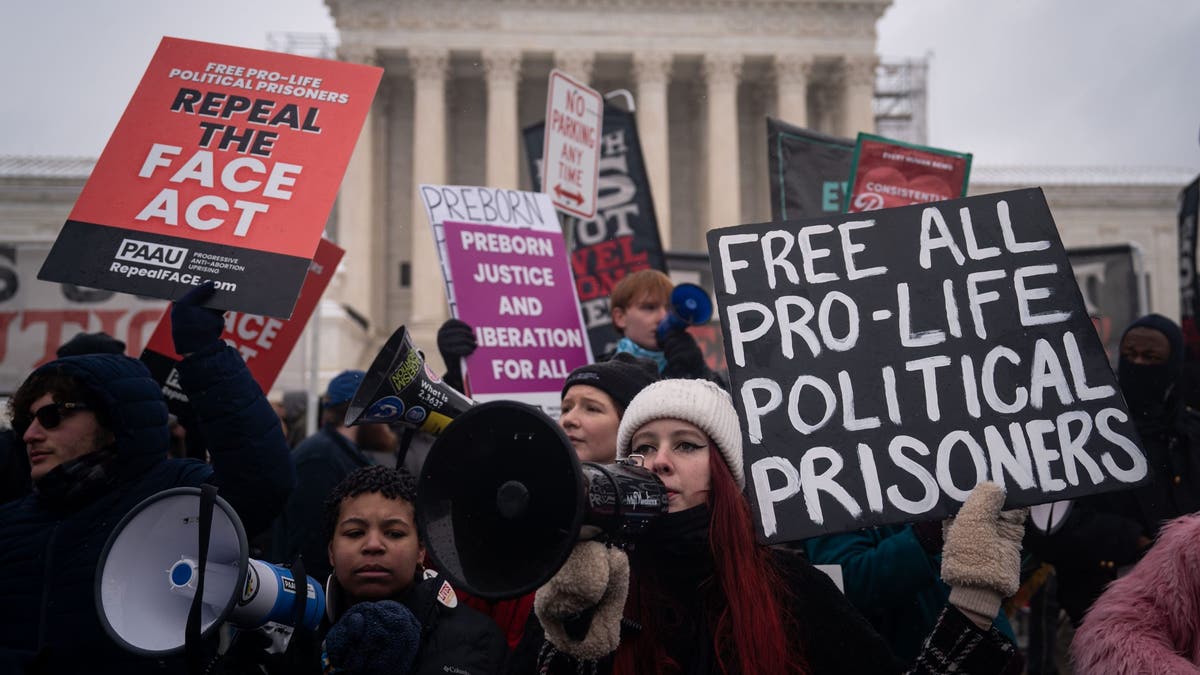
[707,188,1149,543]
[525,104,667,357]
[1179,177,1200,360]
[766,117,854,221]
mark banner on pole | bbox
[844,133,972,214]
[766,118,855,221]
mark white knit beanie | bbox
[616,379,744,489]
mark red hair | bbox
[613,450,807,674]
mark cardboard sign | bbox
[0,243,166,391]
[38,37,381,318]
[766,118,854,220]
[708,188,1149,543]
[524,105,668,356]
[140,238,344,407]
[419,185,592,417]
[541,70,603,219]
[441,221,592,414]
[844,133,971,214]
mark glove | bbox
[659,328,705,377]
[324,600,421,675]
[171,281,225,355]
[940,481,1027,630]
[437,319,476,393]
[534,540,629,661]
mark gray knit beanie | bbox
[616,379,744,488]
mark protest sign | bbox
[38,37,381,318]
[0,242,166,391]
[766,118,854,220]
[541,70,603,219]
[844,133,971,214]
[525,105,668,356]
[708,188,1149,543]
[419,186,592,416]
[140,238,344,410]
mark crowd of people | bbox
[1,268,1198,674]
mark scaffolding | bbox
[875,58,929,145]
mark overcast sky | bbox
[3,0,1198,171]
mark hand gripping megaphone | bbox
[656,283,713,342]
[416,400,668,600]
[345,324,474,435]
[95,487,324,656]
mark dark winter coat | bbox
[530,506,1019,674]
[0,347,294,674]
[803,524,1015,664]
[1030,403,1200,624]
[271,425,374,583]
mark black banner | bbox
[40,221,310,318]
[525,104,667,357]
[1180,177,1200,359]
[766,117,854,221]
[708,188,1149,543]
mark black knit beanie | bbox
[561,352,659,412]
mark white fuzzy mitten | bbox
[941,481,1027,629]
[534,540,630,661]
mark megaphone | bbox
[345,324,474,435]
[1029,499,1073,536]
[656,283,713,342]
[96,487,325,656]
[417,400,668,600]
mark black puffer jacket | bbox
[0,347,294,674]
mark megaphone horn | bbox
[418,400,668,601]
[345,325,474,435]
[657,283,713,341]
[96,487,325,656]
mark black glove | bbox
[171,282,225,355]
[437,319,476,392]
[660,328,705,377]
[324,600,422,675]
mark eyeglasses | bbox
[17,402,91,434]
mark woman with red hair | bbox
[532,379,1026,674]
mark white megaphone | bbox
[95,486,325,656]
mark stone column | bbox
[553,50,594,84]
[333,44,384,364]
[774,54,812,127]
[633,51,673,247]
[483,49,521,189]
[409,48,449,350]
[841,55,878,138]
[703,53,743,230]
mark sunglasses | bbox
[17,401,92,434]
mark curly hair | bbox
[323,465,419,542]
[9,370,108,436]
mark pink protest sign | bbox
[442,220,592,415]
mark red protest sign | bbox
[141,238,344,400]
[39,37,380,318]
[844,133,972,213]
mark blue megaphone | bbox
[656,283,713,342]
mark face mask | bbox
[1118,360,1175,417]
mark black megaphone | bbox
[417,400,668,600]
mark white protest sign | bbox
[541,70,603,219]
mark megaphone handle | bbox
[185,483,218,675]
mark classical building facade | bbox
[323,0,888,368]
[1,1,1194,393]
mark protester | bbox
[559,353,660,463]
[528,378,1024,674]
[319,465,506,674]
[1030,314,1200,625]
[606,269,717,381]
[1069,511,1200,672]
[0,426,31,503]
[803,521,1016,663]
[0,282,294,674]
[273,370,398,585]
